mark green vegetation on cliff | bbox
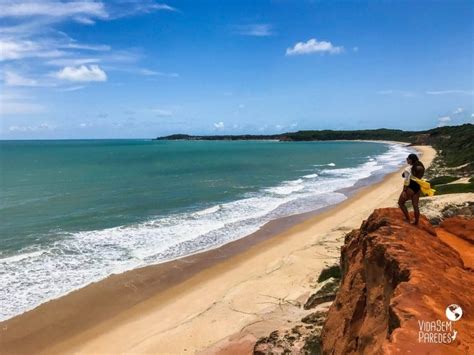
[429,176,459,185]
[434,183,474,195]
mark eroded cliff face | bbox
[321,208,474,354]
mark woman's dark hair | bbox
[407,153,419,163]
[408,153,424,177]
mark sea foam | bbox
[0,143,413,321]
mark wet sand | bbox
[0,145,436,355]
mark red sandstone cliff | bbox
[321,208,474,354]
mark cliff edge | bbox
[321,208,474,354]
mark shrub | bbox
[435,183,474,195]
[317,264,341,282]
[429,176,458,185]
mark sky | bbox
[0,0,473,139]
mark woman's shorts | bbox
[408,179,421,194]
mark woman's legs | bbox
[411,192,421,225]
[398,189,413,222]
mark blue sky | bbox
[0,0,473,139]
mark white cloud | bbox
[0,1,108,22]
[57,85,85,92]
[63,42,110,51]
[46,57,101,66]
[73,16,96,25]
[0,90,46,115]
[0,20,44,35]
[426,90,474,96]
[436,107,473,127]
[377,89,416,98]
[4,71,38,86]
[151,109,172,117]
[8,122,55,132]
[0,34,110,62]
[0,39,64,61]
[0,1,177,84]
[0,40,34,61]
[286,38,343,56]
[438,116,451,122]
[1,102,46,115]
[115,2,177,17]
[0,1,177,22]
[147,3,176,12]
[138,68,179,77]
[437,116,452,127]
[234,24,273,37]
[213,121,225,130]
[271,122,298,131]
[55,64,107,82]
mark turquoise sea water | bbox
[0,140,411,320]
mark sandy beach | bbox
[0,145,436,355]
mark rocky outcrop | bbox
[440,216,474,244]
[321,208,474,354]
[419,193,474,225]
[253,266,341,354]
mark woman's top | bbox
[402,166,412,187]
[401,163,435,196]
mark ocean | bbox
[0,139,412,320]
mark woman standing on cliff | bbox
[398,153,425,225]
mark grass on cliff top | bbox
[429,175,474,195]
[434,183,474,195]
[429,176,459,185]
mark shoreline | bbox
[0,145,434,355]
[0,140,408,321]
